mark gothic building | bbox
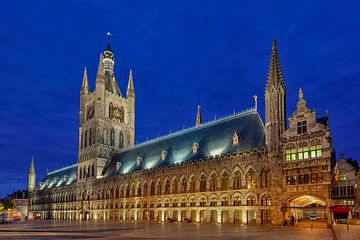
[28,39,347,225]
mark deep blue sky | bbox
[1,0,360,197]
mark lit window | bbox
[286,150,291,161]
[192,142,199,154]
[303,147,309,159]
[298,147,303,160]
[291,149,296,160]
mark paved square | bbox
[0,221,335,240]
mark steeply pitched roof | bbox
[266,39,286,89]
[103,109,265,177]
[37,164,77,190]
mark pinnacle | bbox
[196,104,202,127]
[266,39,285,89]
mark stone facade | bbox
[28,39,353,225]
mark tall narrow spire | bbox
[266,39,285,88]
[28,157,36,193]
[96,54,104,80]
[127,69,135,96]
[81,66,89,93]
[196,103,202,127]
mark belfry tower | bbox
[78,38,135,182]
[265,39,286,153]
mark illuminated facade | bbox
[28,39,342,224]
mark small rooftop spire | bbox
[29,157,35,174]
[299,87,304,99]
[253,95,258,111]
[96,54,104,78]
[81,66,89,93]
[196,103,202,127]
[105,32,112,52]
[127,69,135,96]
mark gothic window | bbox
[286,176,297,185]
[246,169,256,189]
[199,175,206,192]
[110,128,115,146]
[247,196,256,206]
[200,198,206,207]
[260,169,269,188]
[93,128,96,145]
[297,121,307,134]
[131,184,135,197]
[233,197,241,206]
[81,132,84,149]
[221,197,229,206]
[172,178,178,194]
[89,128,93,145]
[156,181,162,195]
[164,179,170,195]
[115,187,119,199]
[150,182,155,196]
[233,171,241,190]
[84,130,88,148]
[137,184,142,196]
[125,185,130,198]
[87,165,90,178]
[119,107,124,123]
[261,195,271,206]
[189,176,196,193]
[161,150,167,160]
[143,183,148,197]
[221,172,229,191]
[91,164,95,177]
[181,177,187,193]
[119,131,124,148]
[210,174,217,191]
[79,168,82,179]
[109,103,113,119]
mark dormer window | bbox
[64,175,69,181]
[116,162,121,171]
[161,150,167,161]
[233,132,240,145]
[297,121,307,134]
[136,157,142,166]
[192,142,199,154]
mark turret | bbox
[127,69,135,145]
[265,39,286,152]
[28,157,36,193]
[195,103,202,127]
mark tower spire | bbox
[28,157,36,193]
[127,69,135,96]
[81,66,89,93]
[196,103,202,127]
[266,38,285,88]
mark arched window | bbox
[131,184,135,197]
[93,128,96,145]
[156,181,162,195]
[210,174,217,191]
[79,167,82,179]
[150,182,155,196]
[172,179,178,194]
[181,177,187,193]
[87,165,90,178]
[246,169,256,189]
[119,131,124,148]
[120,186,124,198]
[233,171,241,190]
[221,172,229,191]
[81,132,84,149]
[137,184,142,196]
[91,164,95,177]
[261,195,271,206]
[84,130,88,148]
[247,196,256,206]
[189,176,196,193]
[115,187,119,199]
[89,128,93,145]
[165,179,170,195]
[199,175,206,192]
[119,107,124,123]
[125,185,130,198]
[110,128,115,146]
[260,169,270,188]
[143,183,148,197]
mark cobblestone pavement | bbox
[0,221,333,240]
[333,224,360,240]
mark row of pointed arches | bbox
[80,128,125,149]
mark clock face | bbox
[87,106,95,120]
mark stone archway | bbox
[282,194,328,226]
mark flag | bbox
[332,161,339,183]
